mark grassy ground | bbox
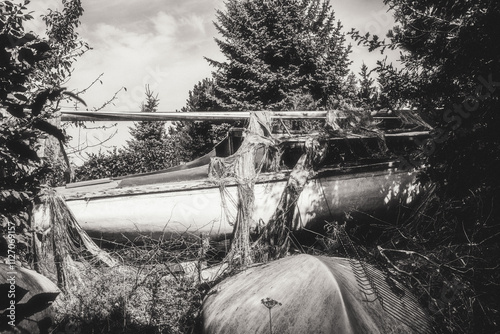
[51,238,211,334]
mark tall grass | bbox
[51,235,216,334]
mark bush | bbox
[52,247,204,333]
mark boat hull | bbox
[202,255,432,334]
[58,166,421,243]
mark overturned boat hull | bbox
[202,254,432,334]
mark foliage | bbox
[0,0,83,253]
[53,246,204,334]
[128,85,164,143]
[176,0,359,158]
[207,0,352,110]
[50,232,246,333]
[75,87,193,181]
[39,0,89,88]
[74,136,192,180]
[182,78,220,113]
[357,63,376,109]
[341,71,358,106]
[350,1,500,332]
[124,85,176,173]
[173,78,231,159]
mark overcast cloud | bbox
[28,0,396,112]
[25,0,397,162]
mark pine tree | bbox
[124,86,172,173]
[182,78,220,112]
[128,85,164,143]
[170,79,230,158]
[75,86,193,180]
[343,71,359,105]
[358,63,375,108]
[207,0,352,110]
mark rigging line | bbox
[219,185,236,226]
[336,226,432,334]
[279,118,292,136]
[290,206,306,254]
[221,183,238,209]
[318,177,334,218]
[334,226,382,304]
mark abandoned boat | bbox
[51,110,429,243]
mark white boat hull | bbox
[57,166,420,242]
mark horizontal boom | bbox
[60,110,330,122]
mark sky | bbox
[25,0,399,163]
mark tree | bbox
[343,71,359,105]
[207,0,352,110]
[75,86,193,180]
[171,79,230,159]
[182,78,220,113]
[34,0,89,186]
[357,63,375,108]
[39,0,89,88]
[0,0,84,257]
[128,85,164,143]
[350,1,500,332]
[124,86,172,173]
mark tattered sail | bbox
[32,190,117,291]
[208,111,279,266]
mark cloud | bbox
[331,0,399,74]
[30,0,398,113]
[24,0,400,158]
[63,7,221,112]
